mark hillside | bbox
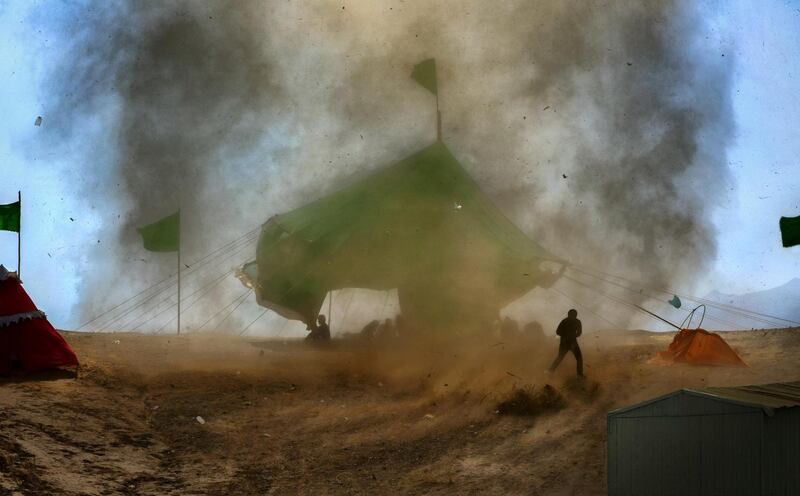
[705,278,800,327]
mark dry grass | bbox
[495,385,566,416]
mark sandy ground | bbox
[1,327,799,495]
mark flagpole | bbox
[435,61,441,141]
[17,191,21,279]
[177,209,181,335]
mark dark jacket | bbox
[556,316,582,340]
[307,322,331,341]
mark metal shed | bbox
[607,381,800,496]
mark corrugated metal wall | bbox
[762,408,800,495]
[608,392,763,496]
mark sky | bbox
[1,0,799,332]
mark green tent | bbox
[238,141,561,331]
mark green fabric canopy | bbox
[239,141,561,330]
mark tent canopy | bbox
[0,265,79,375]
[239,141,561,330]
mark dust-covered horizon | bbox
[33,0,734,333]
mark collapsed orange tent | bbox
[655,328,747,367]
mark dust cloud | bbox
[34,0,733,331]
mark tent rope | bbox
[77,227,260,331]
[194,288,252,333]
[568,264,800,327]
[214,289,254,334]
[564,267,765,330]
[150,263,249,333]
[85,231,258,331]
[239,309,268,336]
[550,285,624,329]
[119,237,258,331]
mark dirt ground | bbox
[1,327,799,495]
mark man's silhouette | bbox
[306,314,331,341]
[548,309,584,377]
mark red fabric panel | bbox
[0,329,10,375]
[8,319,79,373]
[0,276,79,375]
[0,277,38,317]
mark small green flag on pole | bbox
[411,58,438,95]
[138,211,180,252]
[0,200,20,233]
[138,210,182,334]
[780,216,800,247]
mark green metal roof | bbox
[688,381,800,410]
[609,380,800,417]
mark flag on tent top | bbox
[668,295,681,309]
[138,211,180,252]
[411,58,437,95]
[0,200,20,233]
[780,215,800,247]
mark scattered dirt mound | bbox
[495,385,566,416]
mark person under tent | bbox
[360,319,380,339]
[377,318,395,338]
[306,314,331,342]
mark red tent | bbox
[0,265,79,375]
[654,328,747,367]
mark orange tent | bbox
[655,328,747,367]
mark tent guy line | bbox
[563,268,752,330]
[74,236,798,335]
[568,264,800,327]
[76,226,261,331]
[196,288,253,334]
[106,232,259,330]
[74,230,797,334]
[111,235,258,332]
[148,240,261,332]
[550,286,624,329]
[560,273,747,331]
[152,260,255,333]
[568,265,793,328]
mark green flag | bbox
[780,216,800,247]
[0,201,20,233]
[411,58,437,95]
[138,211,180,252]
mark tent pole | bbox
[177,209,181,335]
[632,303,681,331]
[17,191,21,279]
[328,290,333,331]
[436,94,441,141]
